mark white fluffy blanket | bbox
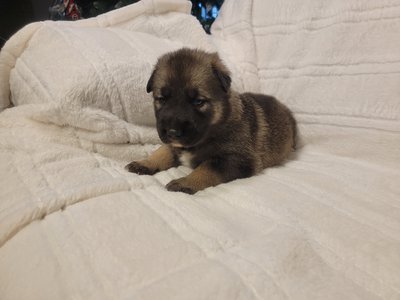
[0,0,400,299]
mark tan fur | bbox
[166,163,223,194]
[227,92,244,122]
[126,144,175,174]
[253,103,269,172]
[211,101,224,124]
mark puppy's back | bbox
[241,93,296,168]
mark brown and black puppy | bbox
[126,48,297,194]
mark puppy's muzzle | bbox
[158,116,198,146]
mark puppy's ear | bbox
[211,54,231,93]
[146,69,156,93]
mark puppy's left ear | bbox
[146,69,156,93]
[211,54,231,93]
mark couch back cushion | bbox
[212,0,400,131]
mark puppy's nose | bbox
[167,128,182,138]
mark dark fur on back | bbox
[126,48,297,194]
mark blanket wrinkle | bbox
[268,171,400,242]
[22,104,160,145]
[260,178,400,286]
[211,258,263,300]
[216,252,291,300]
[142,188,226,252]
[309,240,399,299]
[0,181,133,248]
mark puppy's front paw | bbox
[125,161,156,175]
[166,178,196,195]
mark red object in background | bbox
[64,0,81,20]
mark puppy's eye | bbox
[192,98,206,107]
[155,96,166,104]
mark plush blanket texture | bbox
[0,0,399,299]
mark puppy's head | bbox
[146,48,232,148]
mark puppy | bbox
[126,48,297,194]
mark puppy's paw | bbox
[166,178,196,195]
[125,161,156,175]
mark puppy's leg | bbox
[166,162,223,194]
[126,144,176,175]
[166,155,255,194]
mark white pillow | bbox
[1,0,215,126]
[10,24,182,126]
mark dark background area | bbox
[0,0,51,47]
[0,0,224,49]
